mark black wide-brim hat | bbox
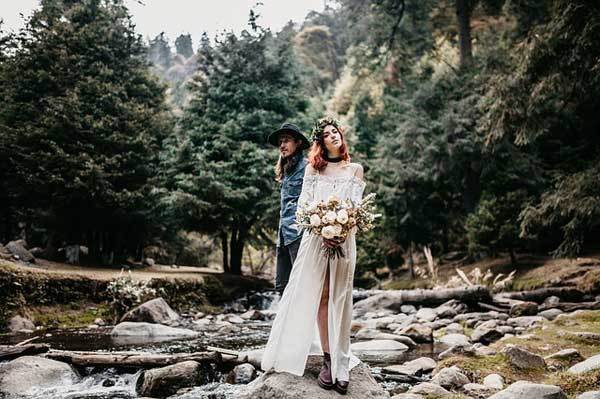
[267,123,310,150]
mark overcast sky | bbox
[1,0,327,47]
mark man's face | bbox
[279,133,300,158]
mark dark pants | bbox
[275,235,301,295]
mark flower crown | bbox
[310,116,342,142]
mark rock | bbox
[0,356,80,396]
[544,349,583,364]
[355,328,417,348]
[401,305,417,314]
[120,297,180,325]
[391,394,424,399]
[543,296,561,307]
[463,382,498,398]
[502,345,546,369]
[409,382,451,397]
[226,363,257,384]
[240,310,267,321]
[383,357,436,377]
[351,339,409,364]
[396,324,433,343]
[110,322,199,344]
[7,315,35,332]
[578,392,600,399]
[444,323,464,334]
[488,381,567,399]
[142,257,155,267]
[438,344,475,360]
[510,301,539,317]
[435,300,467,318]
[566,332,600,342]
[6,240,35,262]
[471,326,503,344]
[239,358,387,399]
[416,308,437,322]
[136,360,204,397]
[568,354,600,374]
[483,373,504,390]
[430,366,469,390]
[539,309,564,321]
[218,324,242,334]
[473,343,497,356]
[507,316,545,329]
[454,311,507,324]
[438,333,470,347]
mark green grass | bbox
[27,302,111,328]
[438,310,600,397]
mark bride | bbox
[261,116,365,395]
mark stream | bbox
[0,290,447,398]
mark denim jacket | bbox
[278,153,308,247]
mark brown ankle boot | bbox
[334,379,349,395]
[317,352,334,389]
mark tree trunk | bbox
[509,247,517,266]
[455,0,473,67]
[408,241,415,279]
[45,349,220,368]
[229,224,247,275]
[221,231,229,273]
[353,285,491,317]
[463,160,481,213]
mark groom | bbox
[267,123,310,295]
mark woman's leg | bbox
[317,263,330,353]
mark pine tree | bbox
[159,24,307,274]
[0,0,172,262]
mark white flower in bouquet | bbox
[336,209,349,224]
[323,210,337,224]
[321,225,337,239]
[309,214,322,227]
[327,195,341,204]
[332,224,343,236]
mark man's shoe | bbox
[334,379,349,395]
[317,352,334,390]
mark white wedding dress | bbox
[261,169,366,382]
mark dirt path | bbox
[1,258,223,282]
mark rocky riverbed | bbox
[2,287,600,398]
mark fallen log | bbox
[478,302,510,313]
[0,344,49,362]
[496,287,585,303]
[45,349,221,368]
[353,285,491,317]
[540,301,600,313]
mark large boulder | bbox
[488,381,567,399]
[568,354,600,374]
[395,324,433,343]
[355,328,417,348]
[408,382,451,397]
[438,333,470,347]
[383,357,437,377]
[7,315,35,332]
[430,366,469,390]
[510,301,539,317]
[226,363,257,384]
[5,240,35,262]
[350,339,409,364]
[0,356,80,396]
[502,345,546,369]
[110,322,199,345]
[136,360,204,397]
[239,357,388,399]
[120,297,180,325]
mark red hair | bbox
[308,124,351,171]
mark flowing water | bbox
[0,291,446,398]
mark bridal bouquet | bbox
[295,193,381,260]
